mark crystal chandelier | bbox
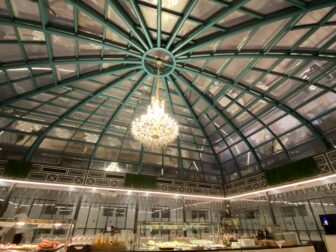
[131,60,178,148]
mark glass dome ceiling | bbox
[0,0,335,184]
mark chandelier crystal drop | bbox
[131,60,178,148]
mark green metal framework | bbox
[0,0,336,184]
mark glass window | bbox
[78,11,103,37]
[230,141,248,156]
[7,68,30,81]
[13,79,35,94]
[298,92,336,119]
[11,0,40,21]
[51,35,76,57]
[48,0,73,27]
[56,65,76,80]
[280,126,313,149]
[256,140,283,159]
[0,44,23,62]
[40,138,67,151]
[313,109,336,131]
[269,115,301,135]
[24,44,48,59]
[248,128,274,147]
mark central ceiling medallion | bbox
[132,57,179,149]
[142,48,176,77]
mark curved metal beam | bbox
[88,73,148,168]
[24,69,143,161]
[136,0,226,33]
[0,17,142,58]
[211,0,263,19]
[175,0,336,56]
[172,71,262,171]
[161,78,184,179]
[176,64,332,149]
[107,0,149,50]
[157,0,162,47]
[167,76,226,184]
[65,0,145,53]
[130,0,153,48]
[0,57,141,71]
[292,21,336,30]
[172,0,249,54]
[176,50,336,62]
[209,63,336,144]
[0,64,141,107]
[166,0,198,50]
[252,67,336,94]
[286,0,307,9]
[222,93,290,160]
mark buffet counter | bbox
[0,244,315,252]
[135,245,315,251]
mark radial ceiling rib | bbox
[167,76,226,184]
[157,0,162,47]
[176,50,336,62]
[176,64,332,149]
[24,69,143,161]
[252,68,336,94]
[211,0,263,19]
[292,7,336,53]
[172,72,262,171]
[65,0,145,53]
[222,93,290,160]
[175,0,336,57]
[0,17,142,59]
[0,64,141,107]
[37,0,57,85]
[161,78,184,179]
[172,0,249,54]
[209,63,335,146]
[88,73,148,169]
[165,0,198,50]
[292,21,336,31]
[137,0,226,33]
[286,0,307,9]
[130,0,153,48]
[0,57,140,71]
[107,0,149,50]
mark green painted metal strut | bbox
[175,0,336,57]
[161,78,184,180]
[65,0,145,53]
[165,0,198,50]
[130,0,153,48]
[167,76,226,185]
[172,0,249,54]
[157,0,162,48]
[0,64,140,107]
[136,0,226,33]
[172,72,262,171]
[0,17,142,59]
[24,69,143,161]
[175,51,336,63]
[107,0,149,50]
[252,68,336,94]
[88,73,148,169]
[208,60,324,147]
[0,58,141,71]
[177,65,332,150]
